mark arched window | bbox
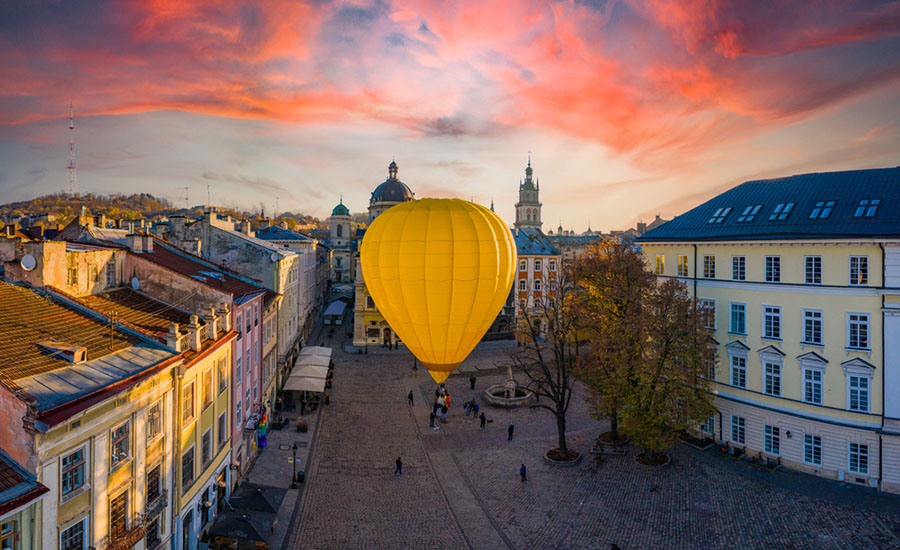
[337,224,343,238]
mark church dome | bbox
[332,198,350,216]
[371,161,414,204]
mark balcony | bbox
[145,489,168,519]
[105,522,147,550]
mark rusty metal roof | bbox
[78,289,198,341]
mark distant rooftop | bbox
[514,227,559,256]
[255,225,314,242]
[79,288,197,340]
[638,167,900,242]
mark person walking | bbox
[469,375,476,390]
[395,457,402,476]
[479,412,486,429]
[473,402,479,415]
[520,463,527,482]
[508,422,515,441]
[429,411,435,428]
[441,404,448,421]
[407,391,414,406]
[464,401,470,416]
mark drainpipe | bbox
[692,244,698,302]
[879,242,885,489]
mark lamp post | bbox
[291,443,298,488]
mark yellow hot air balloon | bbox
[360,198,516,383]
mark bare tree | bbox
[508,270,579,458]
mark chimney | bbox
[94,214,107,228]
[127,233,143,253]
[169,215,187,239]
[217,302,232,332]
[165,323,181,352]
[203,307,218,337]
[240,220,251,236]
[258,218,270,229]
[141,233,154,252]
[182,239,201,256]
[188,315,202,351]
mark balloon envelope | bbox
[360,198,516,383]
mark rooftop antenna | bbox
[207,184,211,208]
[67,101,78,196]
[183,186,189,210]
[275,196,279,219]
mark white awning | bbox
[283,376,327,393]
[289,365,329,379]
[294,355,330,368]
[300,346,331,357]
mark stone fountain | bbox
[482,367,535,408]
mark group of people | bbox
[429,386,452,429]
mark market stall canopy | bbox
[324,301,347,316]
[294,354,330,368]
[283,376,327,393]
[290,365,329,379]
[300,346,331,357]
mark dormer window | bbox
[853,199,880,218]
[809,200,835,219]
[707,207,731,224]
[736,205,761,223]
[768,203,794,221]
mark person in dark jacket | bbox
[407,391,414,406]
[395,457,402,476]
[520,463,527,481]
[479,412,486,429]
[508,422,515,441]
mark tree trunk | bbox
[610,408,619,440]
[557,413,567,455]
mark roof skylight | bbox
[768,203,794,221]
[809,200,835,219]
[736,205,761,223]
[853,199,880,218]
[707,207,731,224]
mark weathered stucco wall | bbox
[127,254,230,315]
[0,385,36,473]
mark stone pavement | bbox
[286,333,900,549]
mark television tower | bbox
[67,102,78,195]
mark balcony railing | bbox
[144,489,168,519]
[105,521,147,550]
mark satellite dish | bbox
[131,277,140,290]
[20,254,36,271]
[270,252,279,262]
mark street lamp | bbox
[291,443,298,488]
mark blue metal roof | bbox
[514,227,559,255]
[255,226,314,242]
[637,167,900,242]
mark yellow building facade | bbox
[638,168,900,492]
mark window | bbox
[763,306,781,339]
[182,382,195,425]
[848,313,869,349]
[849,443,869,474]
[109,491,128,538]
[700,416,714,434]
[181,447,195,490]
[707,207,731,224]
[703,255,716,279]
[730,356,746,388]
[848,375,870,412]
[519,259,527,272]
[110,422,130,468]
[366,296,376,310]
[534,260,542,271]
[700,299,715,330]
[729,303,746,334]
[236,356,242,385]
[146,463,161,504]
[60,518,87,550]
[1,520,19,550]
[533,279,541,292]
[804,369,823,405]
[236,315,242,340]
[769,202,794,221]
[731,415,745,444]
[218,412,227,449]
[849,256,868,285]
[61,448,85,496]
[731,256,745,281]
[146,516,161,548]
[67,268,78,286]
[677,255,688,277]
[804,434,822,465]
[763,362,781,396]
[549,260,557,272]
[655,254,665,274]
[853,199,880,218]
[764,425,780,455]
[217,357,227,394]
[803,309,823,345]
[236,400,242,427]
[518,279,526,292]
[245,389,251,414]
[809,200,835,219]
[106,261,116,286]
[736,205,761,222]
[147,400,162,443]
[765,256,781,282]
[805,256,822,284]
[202,429,212,466]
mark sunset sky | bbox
[1,0,898,231]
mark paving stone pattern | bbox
[290,339,900,549]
